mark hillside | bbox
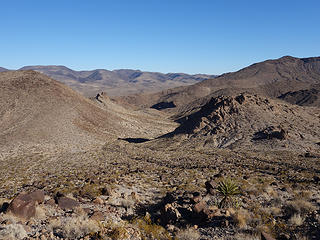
[118,56,320,110]
[0,67,8,72]
[0,70,176,154]
[18,65,215,96]
[163,93,320,152]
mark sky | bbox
[1,0,320,74]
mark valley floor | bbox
[1,139,319,239]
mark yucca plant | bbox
[217,178,241,208]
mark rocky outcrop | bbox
[166,93,320,151]
[253,126,287,140]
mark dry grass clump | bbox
[288,214,304,226]
[0,223,28,240]
[286,199,316,217]
[131,215,172,240]
[232,233,260,240]
[175,227,200,240]
[49,215,100,239]
[231,208,251,229]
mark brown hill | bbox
[19,65,215,97]
[118,56,320,110]
[0,70,176,153]
[163,93,320,152]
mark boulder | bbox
[8,195,36,220]
[7,190,45,219]
[57,197,80,210]
[193,201,207,214]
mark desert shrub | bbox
[289,214,304,226]
[232,208,251,229]
[50,215,100,239]
[0,223,28,240]
[285,199,316,217]
[131,215,172,240]
[175,227,200,240]
[217,178,241,208]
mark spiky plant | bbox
[217,178,241,208]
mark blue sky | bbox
[1,0,319,74]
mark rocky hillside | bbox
[18,65,215,96]
[119,56,320,110]
[164,93,320,151]
[0,67,8,72]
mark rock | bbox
[192,192,202,203]
[27,190,45,203]
[101,186,113,196]
[193,201,207,214]
[205,180,216,195]
[226,208,236,217]
[261,232,276,240]
[313,175,320,183]
[57,197,80,210]
[203,207,221,219]
[93,197,104,205]
[0,202,9,213]
[45,199,56,207]
[7,190,44,219]
[90,211,104,221]
[130,192,139,202]
[8,193,36,219]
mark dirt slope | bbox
[0,70,176,154]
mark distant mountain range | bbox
[6,66,215,96]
